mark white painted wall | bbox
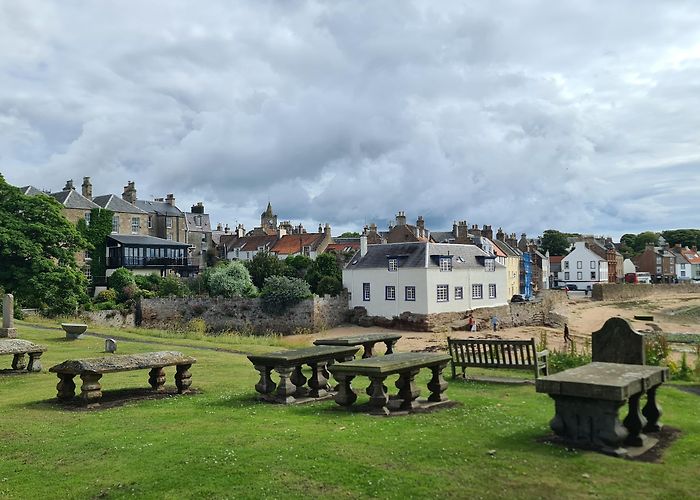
[558,241,609,289]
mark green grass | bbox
[1,321,699,499]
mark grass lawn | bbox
[1,320,699,499]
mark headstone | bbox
[592,317,645,365]
[105,338,117,353]
[0,294,18,339]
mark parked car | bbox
[510,294,526,303]
[565,284,578,291]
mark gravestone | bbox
[105,338,117,353]
[0,294,18,339]
[592,317,645,365]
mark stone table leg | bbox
[308,361,329,398]
[427,362,449,402]
[175,364,193,394]
[642,385,664,433]
[56,374,76,401]
[362,342,375,359]
[397,369,421,411]
[330,355,355,391]
[27,352,42,372]
[291,365,309,397]
[368,376,389,415]
[272,365,296,404]
[334,373,357,406]
[11,353,27,370]
[384,340,397,355]
[80,372,103,406]
[253,365,276,395]
[623,392,648,447]
[148,367,166,391]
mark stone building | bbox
[124,182,186,243]
[185,202,213,270]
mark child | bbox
[564,323,572,342]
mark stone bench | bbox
[447,337,549,379]
[247,345,360,404]
[0,339,46,372]
[314,332,402,358]
[328,352,452,415]
[49,351,196,406]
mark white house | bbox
[558,241,609,289]
[343,240,508,318]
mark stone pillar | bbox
[0,294,18,338]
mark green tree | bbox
[633,231,659,252]
[316,275,342,296]
[206,261,258,298]
[306,252,343,294]
[0,175,89,315]
[338,231,360,238]
[661,229,700,249]
[260,275,312,314]
[539,230,571,256]
[284,254,313,279]
[77,207,113,284]
[245,251,289,289]
[108,267,136,302]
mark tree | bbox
[661,229,700,249]
[0,175,89,315]
[260,275,312,314]
[284,254,313,279]
[206,261,258,298]
[539,230,570,256]
[77,207,113,284]
[306,252,343,294]
[245,251,289,289]
[338,231,360,238]
[108,267,136,302]
[633,232,659,252]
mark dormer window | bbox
[388,258,398,271]
[439,257,452,272]
[485,259,495,272]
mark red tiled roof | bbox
[326,242,360,253]
[549,256,564,264]
[681,249,700,264]
[271,233,325,255]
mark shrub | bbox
[188,318,207,335]
[94,289,118,303]
[316,276,342,297]
[158,275,187,298]
[108,268,136,302]
[260,275,312,314]
[134,274,163,292]
[538,331,591,374]
[206,261,258,298]
[645,334,670,366]
[676,353,694,381]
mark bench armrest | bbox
[537,350,549,358]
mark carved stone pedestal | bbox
[56,374,76,401]
[149,367,166,391]
[80,372,103,407]
[175,364,193,394]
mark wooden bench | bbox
[447,337,549,380]
[327,352,452,415]
[0,339,46,372]
[247,345,360,404]
[49,351,196,406]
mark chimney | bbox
[122,181,137,204]
[518,233,528,252]
[482,225,493,240]
[324,223,331,236]
[224,224,230,234]
[496,227,505,241]
[471,224,481,237]
[165,193,175,206]
[360,234,368,257]
[63,179,75,191]
[396,211,406,226]
[216,223,223,231]
[416,216,425,238]
[81,177,92,200]
[452,221,458,237]
[278,226,287,238]
[318,223,323,233]
[191,202,205,214]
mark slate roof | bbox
[92,194,147,214]
[185,212,212,232]
[271,233,326,255]
[49,190,100,210]
[107,234,191,247]
[347,242,496,270]
[134,199,184,217]
[20,185,45,196]
[431,231,455,243]
[492,239,520,257]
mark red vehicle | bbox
[624,273,638,284]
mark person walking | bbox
[490,315,498,332]
[466,314,475,332]
[564,323,572,343]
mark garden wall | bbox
[592,283,700,301]
[137,294,348,335]
[81,310,136,328]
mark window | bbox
[388,258,398,271]
[590,261,596,269]
[112,215,119,233]
[485,259,495,272]
[84,212,91,226]
[385,286,396,301]
[656,266,662,273]
[455,286,463,300]
[681,263,686,269]
[436,284,449,302]
[564,272,570,280]
[147,216,152,229]
[439,257,452,271]
[83,266,92,281]
[577,261,582,269]
[564,261,569,269]
[681,270,686,277]
[363,283,371,301]
[405,286,416,301]
[472,284,483,299]
[131,217,140,234]
[195,215,202,227]
[488,283,497,299]
[577,271,583,280]
[167,233,173,240]
[303,246,311,256]
[166,217,173,229]
[591,271,596,279]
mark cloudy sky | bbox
[2,0,700,239]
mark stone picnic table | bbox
[328,352,451,415]
[313,332,402,358]
[0,339,46,372]
[247,345,360,404]
[49,351,196,407]
[535,362,669,456]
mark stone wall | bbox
[349,290,566,332]
[138,294,348,335]
[82,310,136,328]
[592,283,700,301]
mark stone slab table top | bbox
[49,351,196,374]
[328,352,452,376]
[247,345,360,368]
[535,362,669,401]
[0,339,47,355]
[314,333,402,346]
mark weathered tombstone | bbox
[105,338,117,353]
[592,317,645,365]
[0,294,18,339]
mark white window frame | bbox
[564,261,569,269]
[388,258,398,272]
[455,286,463,300]
[147,216,153,229]
[472,284,483,299]
[131,217,140,234]
[437,284,449,302]
[488,283,496,299]
[485,259,495,272]
[166,217,173,229]
[439,257,452,272]
[363,283,371,301]
[590,261,595,269]
[577,261,582,269]
[564,272,570,280]
[111,215,119,233]
[405,286,416,301]
[577,271,583,280]
[84,212,91,226]
[385,285,396,301]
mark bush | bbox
[538,331,591,374]
[206,261,258,298]
[158,275,187,298]
[94,301,118,311]
[94,289,118,303]
[316,276,342,297]
[260,275,312,314]
[645,334,670,366]
[134,274,163,292]
[108,268,136,302]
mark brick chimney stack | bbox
[122,181,137,204]
[471,224,481,237]
[416,216,425,238]
[165,193,175,206]
[63,179,75,191]
[191,202,205,214]
[81,177,92,200]
[482,225,493,240]
[496,227,505,242]
[396,211,407,226]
